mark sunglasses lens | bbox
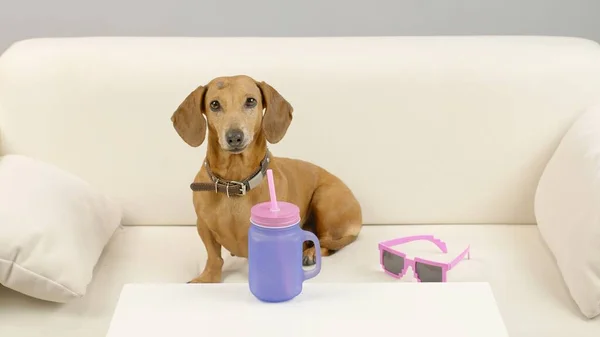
[382,250,405,275]
[415,262,443,282]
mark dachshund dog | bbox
[171,75,362,283]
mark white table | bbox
[105,282,509,337]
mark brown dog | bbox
[171,75,362,283]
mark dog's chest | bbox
[212,204,249,227]
[205,197,252,237]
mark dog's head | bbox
[171,75,293,153]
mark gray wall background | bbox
[1,0,599,53]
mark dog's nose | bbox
[226,129,245,147]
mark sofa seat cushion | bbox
[0,225,598,337]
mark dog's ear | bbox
[257,81,293,144]
[171,85,207,147]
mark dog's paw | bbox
[187,271,221,284]
[302,247,332,266]
[302,247,317,266]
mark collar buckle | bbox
[229,180,247,196]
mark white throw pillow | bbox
[0,154,122,302]
[535,104,600,319]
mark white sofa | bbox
[1,36,600,336]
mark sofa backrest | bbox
[1,36,600,225]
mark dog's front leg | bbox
[188,218,223,283]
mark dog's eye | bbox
[209,100,221,111]
[245,97,257,108]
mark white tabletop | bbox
[105,282,509,337]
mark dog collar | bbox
[190,151,271,197]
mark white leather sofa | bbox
[1,36,600,337]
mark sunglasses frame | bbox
[378,235,470,282]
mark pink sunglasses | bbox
[378,235,470,282]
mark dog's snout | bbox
[226,129,245,147]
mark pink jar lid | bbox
[250,201,300,227]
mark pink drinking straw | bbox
[266,169,292,293]
[266,169,279,212]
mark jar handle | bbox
[303,231,322,280]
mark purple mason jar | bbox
[248,200,322,302]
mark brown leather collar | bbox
[190,151,271,197]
